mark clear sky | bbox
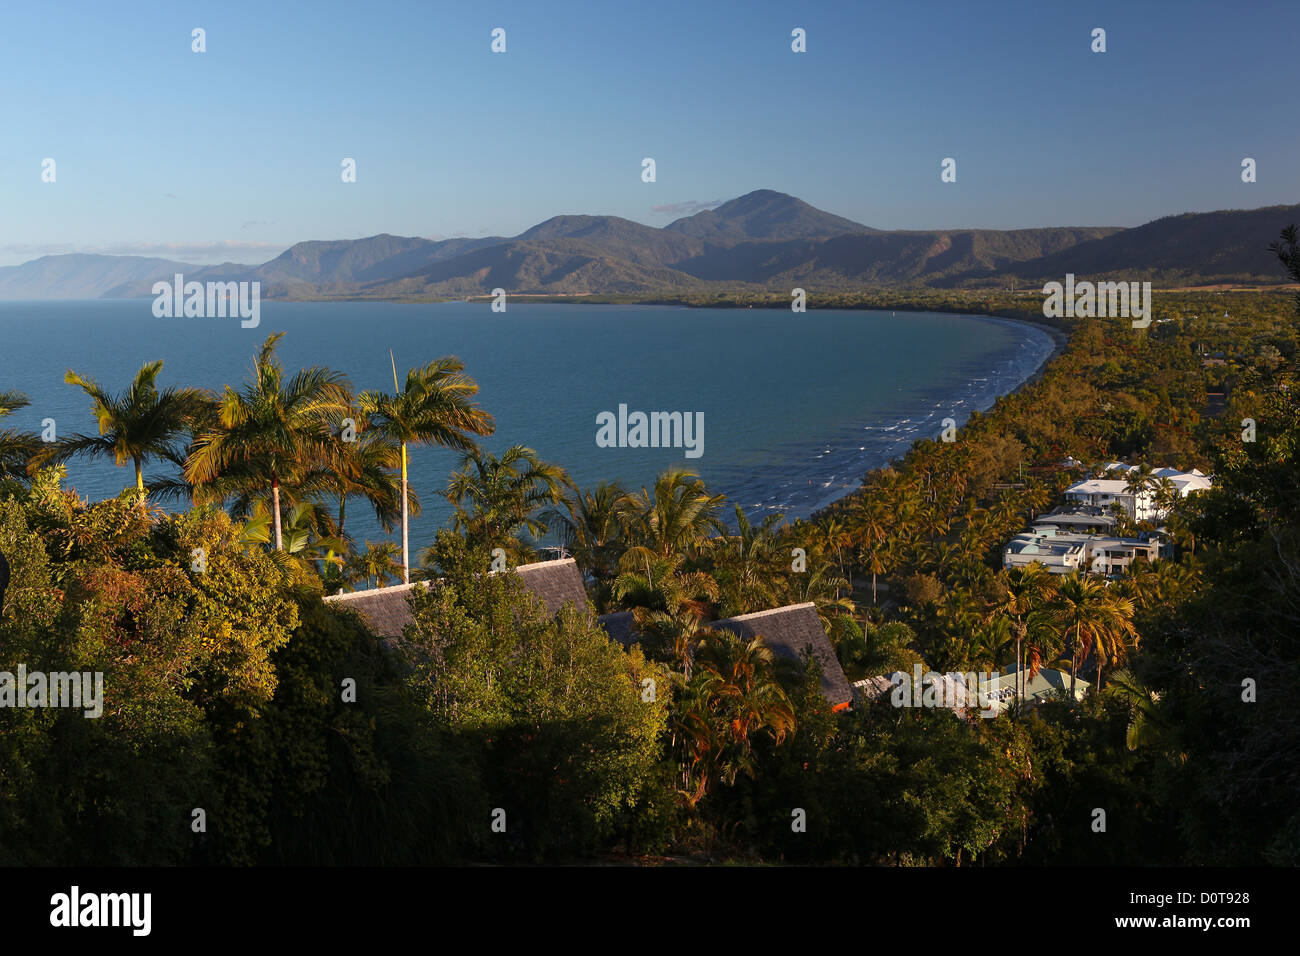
[3,0,1297,266]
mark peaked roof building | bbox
[598,603,854,711]
[708,604,854,711]
[323,557,589,640]
[330,561,854,713]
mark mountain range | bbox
[3,190,1296,300]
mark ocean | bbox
[0,300,1054,547]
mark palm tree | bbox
[49,361,211,506]
[0,391,42,486]
[1106,669,1168,752]
[693,633,796,782]
[314,413,409,543]
[673,631,796,806]
[1124,462,1158,520]
[186,333,351,550]
[359,355,494,584]
[444,444,570,563]
[1087,599,1138,690]
[345,540,405,590]
[786,558,856,637]
[241,500,346,558]
[1152,476,1181,516]
[815,517,853,588]
[621,468,726,562]
[710,505,786,616]
[612,551,719,671]
[985,565,1054,707]
[541,481,634,586]
[850,498,890,604]
[1049,571,1138,700]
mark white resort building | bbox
[1062,463,1212,521]
[1003,528,1163,576]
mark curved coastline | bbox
[761,311,1063,523]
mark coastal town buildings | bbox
[1003,528,1163,576]
[1063,463,1212,521]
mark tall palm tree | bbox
[444,444,570,563]
[0,391,42,486]
[1087,599,1139,690]
[360,355,494,584]
[815,517,853,588]
[985,565,1054,706]
[48,361,211,506]
[186,333,351,550]
[850,498,890,604]
[1049,571,1139,700]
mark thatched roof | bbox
[324,557,589,640]
[597,611,638,647]
[597,603,853,710]
[512,558,589,616]
[709,603,854,711]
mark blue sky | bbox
[3,0,1297,266]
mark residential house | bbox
[323,556,590,642]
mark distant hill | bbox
[668,227,1120,286]
[0,254,193,299]
[4,191,1296,300]
[363,239,706,297]
[986,205,1300,285]
[248,233,505,288]
[664,189,876,241]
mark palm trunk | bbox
[872,571,878,605]
[400,442,410,584]
[271,472,283,550]
[1069,623,1079,703]
[338,494,347,539]
[1015,629,1023,709]
[134,458,146,508]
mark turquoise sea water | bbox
[0,300,1053,548]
